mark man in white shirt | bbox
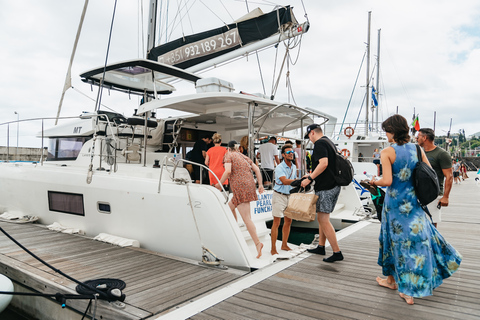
[257,136,280,187]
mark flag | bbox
[371,86,378,107]
[412,116,420,131]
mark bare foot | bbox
[399,293,414,305]
[256,242,263,259]
[376,276,398,290]
[280,245,292,251]
[271,249,279,255]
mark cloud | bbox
[1,0,480,147]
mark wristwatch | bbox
[307,175,314,181]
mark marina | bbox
[0,172,477,319]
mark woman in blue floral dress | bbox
[369,115,462,305]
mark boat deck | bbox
[0,174,478,319]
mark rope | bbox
[94,0,118,112]
[340,51,366,135]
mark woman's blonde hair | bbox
[212,133,222,144]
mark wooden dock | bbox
[0,174,479,319]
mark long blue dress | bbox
[378,143,462,298]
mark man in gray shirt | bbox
[417,128,453,227]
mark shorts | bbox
[272,191,289,218]
[261,168,274,183]
[453,172,459,178]
[315,185,341,214]
[426,195,442,224]
[373,159,380,165]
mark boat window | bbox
[47,137,89,161]
[48,191,84,216]
[97,202,111,214]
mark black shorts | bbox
[373,159,380,165]
[453,172,459,178]
[261,168,274,183]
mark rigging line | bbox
[270,36,280,97]
[300,0,309,23]
[165,0,196,42]
[284,31,303,65]
[71,87,117,113]
[255,52,267,95]
[94,0,118,112]
[339,51,366,135]
[219,0,234,21]
[176,0,186,38]
[244,0,249,12]
[199,0,227,26]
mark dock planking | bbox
[0,221,245,319]
[190,175,480,320]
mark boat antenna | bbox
[94,0,118,112]
[55,0,89,125]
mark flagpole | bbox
[375,28,381,132]
[365,11,371,136]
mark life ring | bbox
[344,126,355,138]
[341,149,350,157]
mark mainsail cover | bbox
[147,6,297,70]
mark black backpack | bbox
[324,138,354,186]
[413,144,440,207]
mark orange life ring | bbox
[344,126,355,138]
[341,149,350,157]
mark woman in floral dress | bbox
[214,140,265,258]
[369,115,462,305]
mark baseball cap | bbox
[227,140,238,148]
[304,124,320,139]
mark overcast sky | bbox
[1,0,479,147]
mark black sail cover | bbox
[147,6,296,69]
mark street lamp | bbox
[14,111,19,160]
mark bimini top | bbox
[80,59,201,95]
[137,91,331,135]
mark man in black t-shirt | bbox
[301,124,344,263]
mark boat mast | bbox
[375,28,381,132]
[365,11,371,136]
[147,0,158,58]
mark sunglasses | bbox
[284,150,294,154]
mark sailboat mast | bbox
[147,0,158,58]
[375,28,381,132]
[365,11,371,136]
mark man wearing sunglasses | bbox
[270,145,297,255]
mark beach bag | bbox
[324,139,354,186]
[284,192,318,222]
[413,144,440,207]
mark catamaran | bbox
[0,2,366,271]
